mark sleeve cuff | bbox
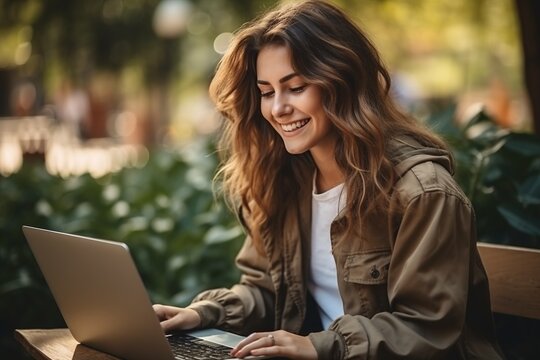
[308,330,346,360]
[186,300,226,329]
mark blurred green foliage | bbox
[428,106,540,249]
[0,137,243,358]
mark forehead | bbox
[256,44,295,80]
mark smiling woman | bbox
[257,45,336,172]
[152,1,505,359]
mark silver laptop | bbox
[22,225,269,360]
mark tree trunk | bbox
[515,0,540,135]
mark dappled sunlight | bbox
[0,0,529,151]
[0,116,148,178]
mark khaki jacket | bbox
[188,137,505,359]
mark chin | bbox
[283,144,308,155]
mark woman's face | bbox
[256,44,337,157]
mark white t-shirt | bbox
[308,180,346,329]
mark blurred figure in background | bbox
[54,80,90,138]
[10,80,38,117]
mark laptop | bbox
[22,225,271,360]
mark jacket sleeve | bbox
[187,235,276,335]
[309,190,473,359]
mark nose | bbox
[271,94,292,118]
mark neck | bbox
[310,132,344,193]
[312,155,344,193]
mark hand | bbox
[230,330,318,359]
[152,304,201,333]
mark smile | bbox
[281,119,310,132]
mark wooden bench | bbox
[476,242,540,319]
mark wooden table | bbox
[15,328,286,360]
[15,329,120,360]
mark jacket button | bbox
[370,266,380,279]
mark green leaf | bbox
[462,108,494,131]
[497,204,540,236]
[530,159,540,173]
[518,176,540,205]
[203,225,243,244]
[503,133,540,157]
[425,104,461,139]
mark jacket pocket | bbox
[343,250,391,285]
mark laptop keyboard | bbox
[168,333,234,360]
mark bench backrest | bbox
[477,242,540,319]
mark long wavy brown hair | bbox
[210,0,449,253]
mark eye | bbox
[260,90,274,98]
[290,85,307,93]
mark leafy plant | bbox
[427,106,540,249]
[0,137,243,358]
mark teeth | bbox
[281,119,309,132]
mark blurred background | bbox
[1,0,539,359]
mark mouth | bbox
[280,119,310,132]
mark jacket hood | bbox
[390,136,454,178]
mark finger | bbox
[152,304,168,319]
[231,332,266,353]
[232,338,272,358]
[231,333,276,358]
[164,310,202,333]
[160,317,177,333]
[250,333,318,360]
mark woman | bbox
[153,1,504,359]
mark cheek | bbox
[303,88,325,116]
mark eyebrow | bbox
[257,72,299,85]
